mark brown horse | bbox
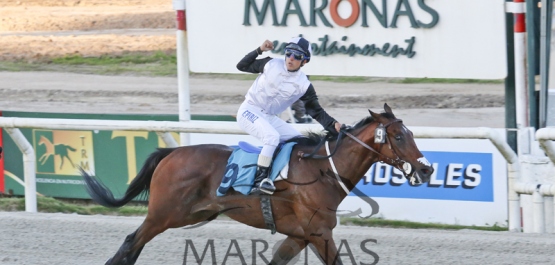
[82,104,434,265]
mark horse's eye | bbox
[395,135,402,141]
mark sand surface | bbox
[1,212,554,265]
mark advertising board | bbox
[186,0,507,79]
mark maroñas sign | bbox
[186,0,507,79]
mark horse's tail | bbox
[81,148,176,208]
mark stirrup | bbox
[251,179,275,195]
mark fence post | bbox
[5,128,36,213]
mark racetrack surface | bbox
[0,212,554,265]
[0,71,504,128]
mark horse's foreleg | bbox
[38,154,48,165]
[306,232,342,265]
[269,236,307,265]
[66,155,75,167]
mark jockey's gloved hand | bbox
[340,124,353,131]
[327,122,345,137]
[326,125,339,137]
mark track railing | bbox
[526,128,555,233]
[0,117,523,231]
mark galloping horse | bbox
[82,104,434,265]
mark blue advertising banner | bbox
[352,151,493,202]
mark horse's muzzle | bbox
[410,165,434,184]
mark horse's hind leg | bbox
[270,237,307,265]
[105,219,167,265]
[104,193,218,264]
[306,232,342,265]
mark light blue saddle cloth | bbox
[216,142,296,196]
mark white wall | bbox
[186,0,507,79]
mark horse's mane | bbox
[285,112,396,147]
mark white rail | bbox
[4,128,36,213]
[536,128,555,164]
[0,118,521,231]
[411,127,521,232]
[0,117,321,213]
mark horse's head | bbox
[38,135,50,146]
[366,103,434,184]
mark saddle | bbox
[216,142,296,197]
[217,141,297,235]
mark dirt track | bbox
[1,212,554,265]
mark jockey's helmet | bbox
[285,37,312,63]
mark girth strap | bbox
[260,195,276,234]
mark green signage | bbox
[273,35,416,58]
[243,0,439,28]
[1,111,235,199]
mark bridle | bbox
[344,119,407,169]
[298,118,415,194]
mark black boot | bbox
[250,166,275,195]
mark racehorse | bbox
[82,104,434,265]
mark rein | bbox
[297,118,410,194]
[344,130,400,166]
[343,119,409,174]
[298,132,345,159]
[298,119,404,164]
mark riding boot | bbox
[250,166,275,195]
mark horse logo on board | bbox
[33,130,95,176]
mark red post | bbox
[514,0,526,33]
[177,10,186,31]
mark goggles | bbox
[284,48,306,61]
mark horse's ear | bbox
[384,103,393,115]
[368,109,380,120]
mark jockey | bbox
[236,37,342,195]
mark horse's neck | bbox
[329,125,381,191]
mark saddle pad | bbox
[238,141,262,153]
[217,142,296,196]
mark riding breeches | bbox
[237,101,302,158]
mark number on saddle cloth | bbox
[216,142,297,196]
